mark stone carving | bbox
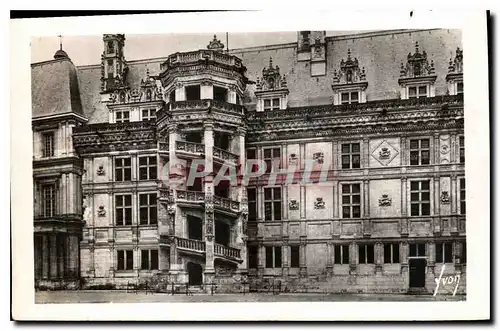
[97,206,106,217]
[379,147,391,160]
[289,199,299,211]
[256,57,288,91]
[288,153,298,166]
[440,144,449,154]
[314,197,325,209]
[372,140,399,166]
[448,47,463,74]
[332,49,366,84]
[440,191,451,204]
[206,34,225,52]
[313,152,324,164]
[378,194,392,207]
[400,42,435,78]
[96,165,106,176]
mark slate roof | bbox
[31,57,84,118]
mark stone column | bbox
[228,86,237,104]
[450,174,458,232]
[200,81,213,100]
[159,247,170,272]
[42,234,50,279]
[349,242,358,275]
[282,243,289,277]
[58,234,66,279]
[428,240,436,274]
[204,121,215,275]
[49,234,58,279]
[326,243,333,276]
[257,243,264,277]
[174,82,185,101]
[299,240,307,277]
[375,242,383,274]
[401,241,409,274]
[401,176,408,236]
[68,235,80,278]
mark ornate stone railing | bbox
[176,237,206,252]
[213,195,240,212]
[175,140,205,154]
[176,190,205,203]
[246,94,464,121]
[169,99,245,115]
[214,244,241,260]
[162,50,243,69]
[158,141,169,152]
[213,146,238,163]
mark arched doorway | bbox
[187,262,203,286]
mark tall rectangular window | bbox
[265,246,282,268]
[42,132,55,157]
[139,193,157,225]
[115,157,132,182]
[290,246,300,268]
[409,243,426,257]
[264,98,280,111]
[107,41,114,53]
[247,188,257,222]
[264,187,282,221]
[435,242,453,263]
[334,245,349,265]
[408,85,427,98]
[263,147,281,173]
[213,86,228,102]
[115,110,130,123]
[141,108,156,121]
[459,136,465,163]
[358,244,375,264]
[383,243,400,264]
[340,91,359,105]
[115,195,132,226]
[41,184,56,217]
[246,148,259,172]
[457,81,464,95]
[138,156,157,180]
[185,85,201,101]
[248,246,258,269]
[342,183,361,218]
[341,143,361,169]
[410,139,430,165]
[141,249,158,270]
[460,241,467,264]
[117,250,134,270]
[410,180,431,216]
[460,178,466,215]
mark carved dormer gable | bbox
[446,47,464,95]
[331,49,368,105]
[333,49,366,85]
[400,42,435,78]
[398,42,437,100]
[256,58,287,91]
[254,57,289,112]
[207,34,225,53]
[140,68,163,102]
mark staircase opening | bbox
[187,262,203,286]
[214,131,230,150]
[215,220,230,246]
[215,180,230,198]
[185,131,202,143]
[187,216,203,241]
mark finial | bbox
[415,41,419,53]
[269,57,273,69]
[347,48,351,59]
[58,34,62,50]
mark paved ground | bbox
[35,290,465,303]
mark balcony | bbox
[214,243,241,261]
[169,237,242,264]
[176,189,205,205]
[175,140,205,157]
[213,146,238,164]
[176,237,205,254]
[168,99,245,116]
[213,195,240,215]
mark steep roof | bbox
[31,57,84,118]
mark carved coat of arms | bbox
[378,194,392,207]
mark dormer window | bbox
[331,49,368,105]
[264,98,280,111]
[341,91,359,105]
[255,57,289,112]
[408,85,428,99]
[116,110,130,123]
[398,42,437,100]
[446,47,464,96]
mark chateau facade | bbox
[32,29,466,294]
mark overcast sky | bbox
[31,31,370,66]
